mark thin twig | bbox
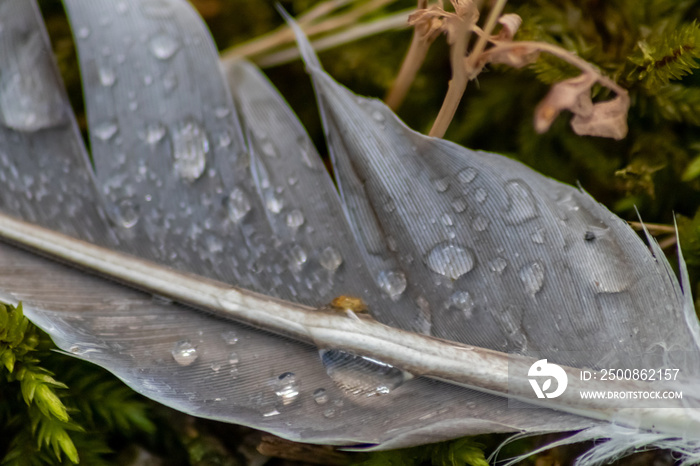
[252,10,412,68]
[385,0,434,110]
[464,0,508,74]
[658,235,679,250]
[628,221,677,234]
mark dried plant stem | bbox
[628,221,677,234]
[487,40,627,97]
[222,0,397,62]
[658,235,679,250]
[385,26,433,110]
[429,0,508,138]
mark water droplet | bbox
[163,73,178,93]
[323,408,336,418]
[228,188,251,222]
[371,110,385,122]
[584,231,596,241]
[171,119,208,182]
[149,32,179,60]
[221,330,239,345]
[451,197,468,213]
[425,243,475,279]
[377,270,407,300]
[519,262,545,296]
[286,209,304,230]
[446,291,475,317]
[141,0,173,17]
[218,132,231,148]
[93,121,118,141]
[98,67,116,87]
[489,257,507,274]
[228,351,239,365]
[215,107,230,119]
[171,340,198,366]
[472,215,489,231]
[210,362,222,372]
[441,213,453,226]
[320,349,411,397]
[77,27,90,39]
[503,180,538,224]
[433,177,449,192]
[458,167,477,183]
[383,198,396,213]
[115,198,139,228]
[205,235,223,254]
[260,139,277,158]
[275,372,300,405]
[265,192,284,214]
[144,122,166,145]
[531,228,545,244]
[128,100,139,112]
[289,244,307,270]
[474,188,488,203]
[313,388,329,405]
[143,74,153,86]
[263,408,280,417]
[319,246,343,272]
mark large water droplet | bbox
[275,372,300,405]
[519,262,545,296]
[228,188,251,222]
[320,349,411,397]
[425,243,475,279]
[93,121,118,141]
[286,209,304,230]
[377,270,407,300]
[171,340,198,366]
[149,32,180,60]
[458,167,477,183]
[446,291,475,318]
[313,388,329,405]
[319,246,343,272]
[171,119,208,182]
[503,180,538,224]
[98,67,116,87]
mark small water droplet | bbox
[531,228,545,244]
[143,74,153,86]
[205,235,223,254]
[228,351,239,365]
[263,408,281,417]
[286,209,305,230]
[441,213,453,226]
[228,188,251,222]
[221,330,239,345]
[77,26,90,39]
[371,110,385,122]
[584,231,596,241]
[115,198,139,228]
[320,349,411,397]
[446,291,475,317]
[141,0,173,17]
[260,139,277,158]
[275,372,300,405]
[149,32,179,60]
[433,177,449,192]
[425,243,475,279]
[519,262,545,296]
[289,244,307,270]
[93,121,118,141]
[144,122,166,145]
[458,167,477,183]
[171,119,208,182]
[472,215,489,231]
[171,340,198,366]
[215,107,230,119]
[319,246,343,272]
[377,270,407,300]
[323,408,336,418]
[313,388,329,405]
[265,192,284,214]
[98,67,116,87]
[474,188,488,203]
[489,257,507,274]
[128,100,138,112]
[163,73,178,93]
[451,197,468,213]
[503,180,538,224]
[383,198,396,213]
